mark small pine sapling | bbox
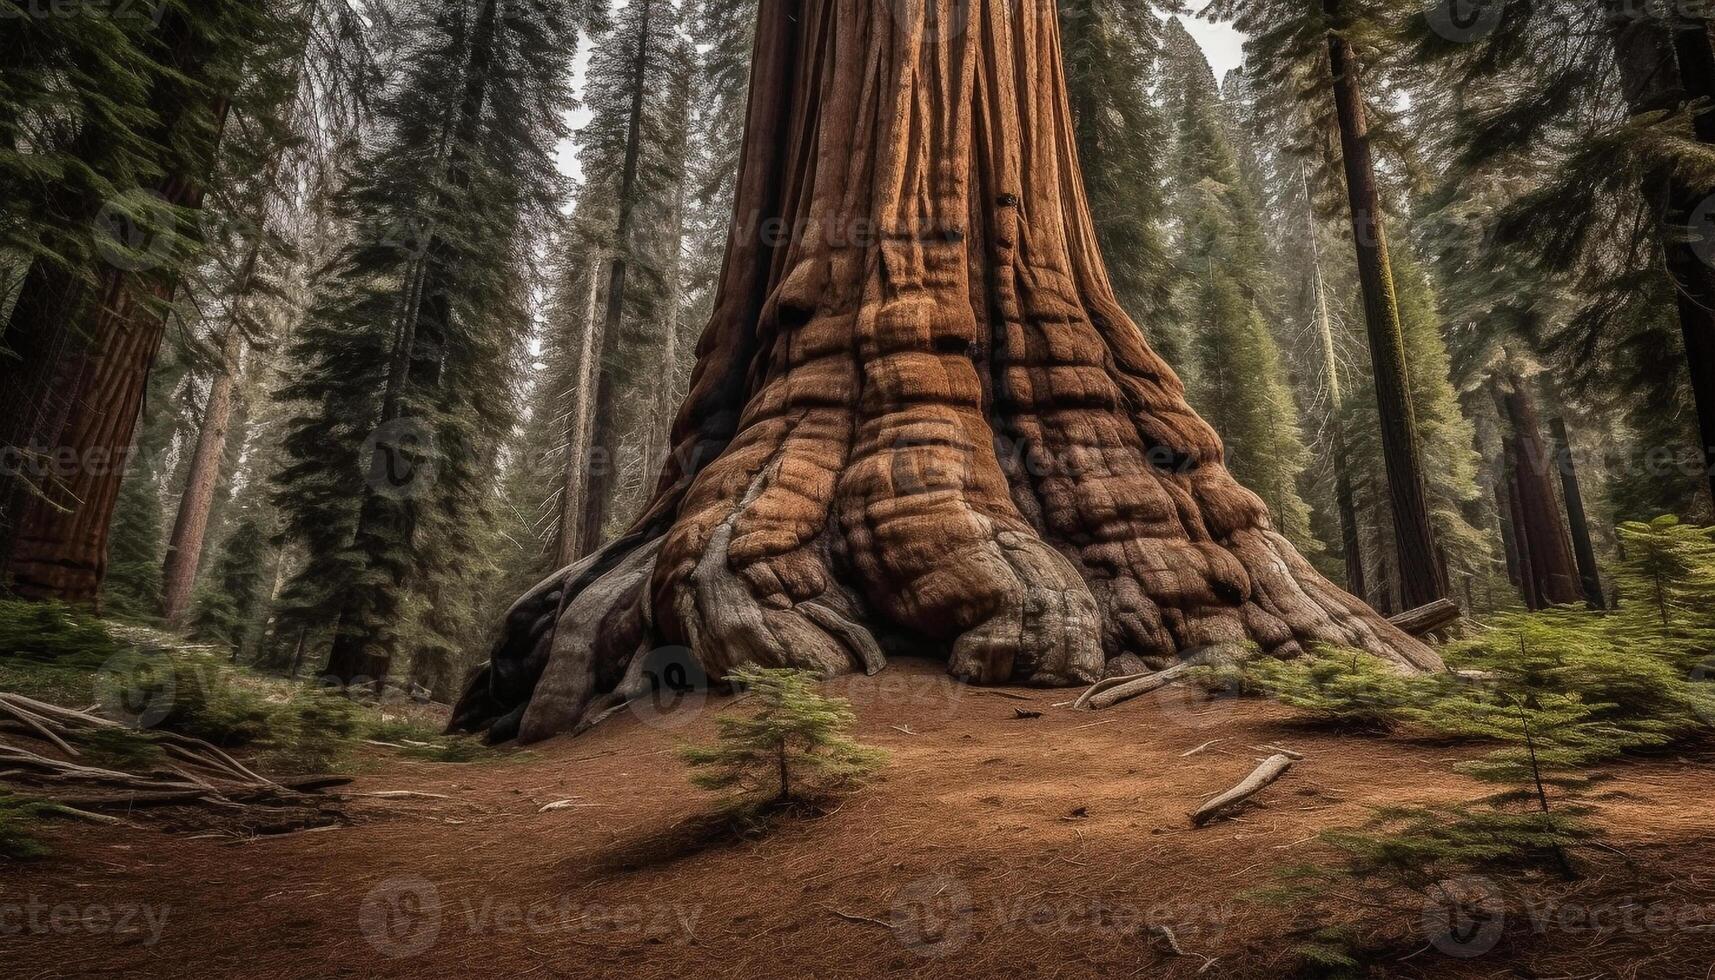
[1442,610,1715,747]
[0,793,52,861]
[1611,518,1715,672]
[680,667,887,812]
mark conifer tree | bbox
[1161,21,1319,554]
[191,516,269,658]
[562,0,694,556]
[680,666,887,810]
[1060,0,1177,346]
[160,0,386,627]
[1612,517,1715,665]
[1211,0,1449,607]
[680,0,757,333]
[273,0,587,688]
[1409,0,1715,518]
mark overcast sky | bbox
[1177,4,1244,80]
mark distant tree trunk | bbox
[579,0,658,557]
[161,287,252,627]
[1495,484,1522,587]
[653,178,687,472]
[0,9,236,605]
[1548,416,1605,609]
[454,0,1439,745]
[1496,365,1580,609]
[557,252,606,566]
[1303,177,1365,599]
[160,332,242,625]
[1503,460,1541,608]
[1322,0,1446,609]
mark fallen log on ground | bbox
[1388,598,1462,637]
[1190,754,1297,827]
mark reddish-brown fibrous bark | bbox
[453,0,1439,744]
[1,10,232,606]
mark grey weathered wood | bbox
[1190,754,1296,827]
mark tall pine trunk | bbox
[1549,415,1605,608]
[1322,0,1446,609]
[557,252,607,566]
[1303,173,1365,598]
[161,321,245,626]
[579,0,658,556]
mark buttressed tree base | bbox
[453,0,1440,744]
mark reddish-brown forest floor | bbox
[5,661,1714,979]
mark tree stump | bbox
[452,0,1440,744]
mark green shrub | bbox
[681,666,887,812]
[1441,610,1715,748]
[1240,648,1444,731]
[151,651,279,747]
[0,793,52,861]
[1612,517,1715,669]
[255,689,363,774]
[0,600,132,704]
[0,600,121,664]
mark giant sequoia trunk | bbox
[452,0,1439,744]
[0,9,234,605]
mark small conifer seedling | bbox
[680,667,887,812]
